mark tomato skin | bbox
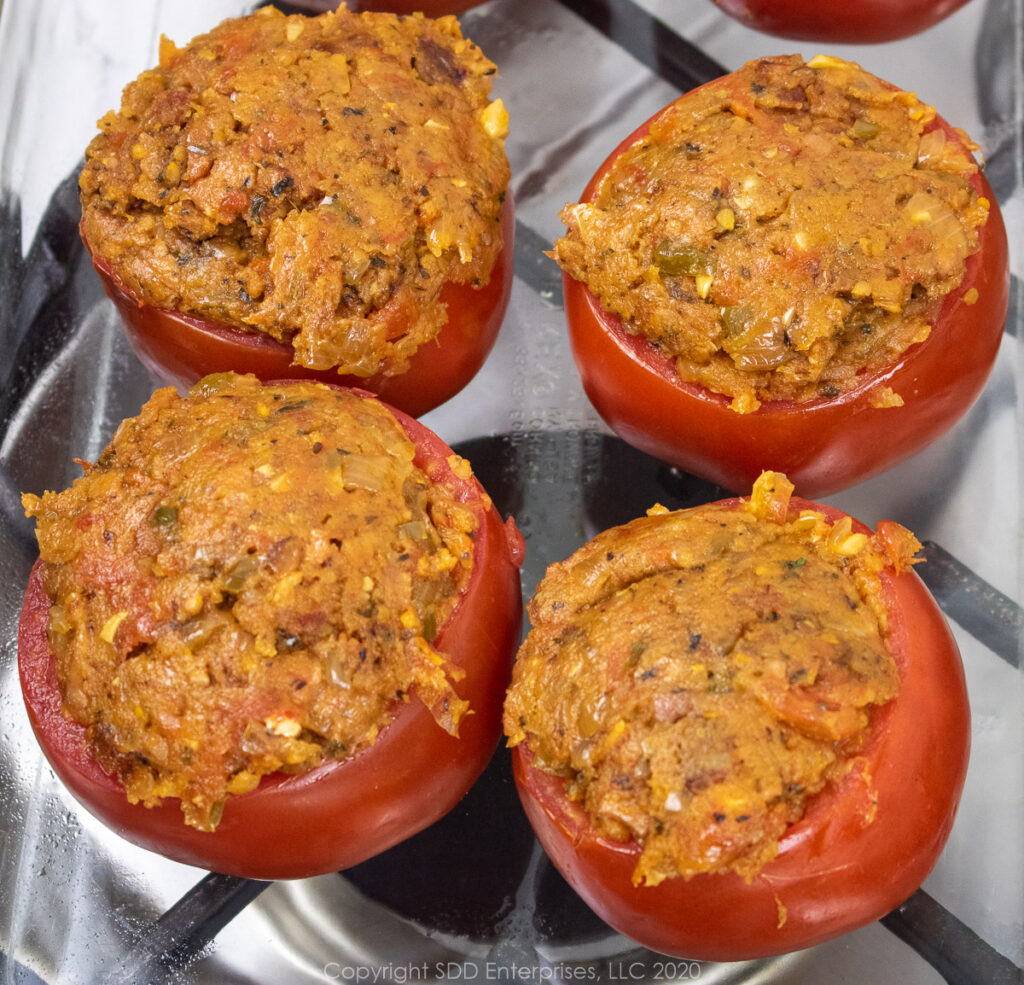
[511,497,969,960]
[565,94,1009,499]
[84,195,514,419]
[18,391,524,880]
[712,0,974,44]
[287,0,486,14]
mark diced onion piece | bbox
[481,98,509,140]
[916,128,947,168]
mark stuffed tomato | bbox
[555,55,1009,497]
[79,5,513,417]
[505,471,969,959]
[20,374,523,879]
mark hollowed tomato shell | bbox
[712,0,974,44]
[564,89,1010,498]
[84,195,514,419]
[512,498,970,960]
[19,390,524,879]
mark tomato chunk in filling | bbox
[554,55,989,412]
[505,473,919,884]
[23,373,477,830]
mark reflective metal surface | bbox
[1,1,1021,983]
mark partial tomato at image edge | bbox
[564,93,1010,499]
[511,497,970,961]
[712,0,974,44]
[83,194,515,420]
[288,0,487,14]
[18,390,525,880]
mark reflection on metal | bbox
[553,0,725,91]
[920,542,1023,668]
[0,0,1021,982]
[881,890,1023,985]
[105,875,269,985]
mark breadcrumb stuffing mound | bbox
[79,5,510,377]
[505,473,920,885]
[23,374,478,830]
[553,55,987,412]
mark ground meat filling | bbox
[553,54,989,412]
[504,473,917,885]
[22,374,478,830]
[79,5,510,377]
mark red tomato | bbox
[712,0,974,43]
[564,93,1009,499]
[84,195,514,419]
[511,496,970,961]
[291,0,487,13]
[18,391,524,880]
